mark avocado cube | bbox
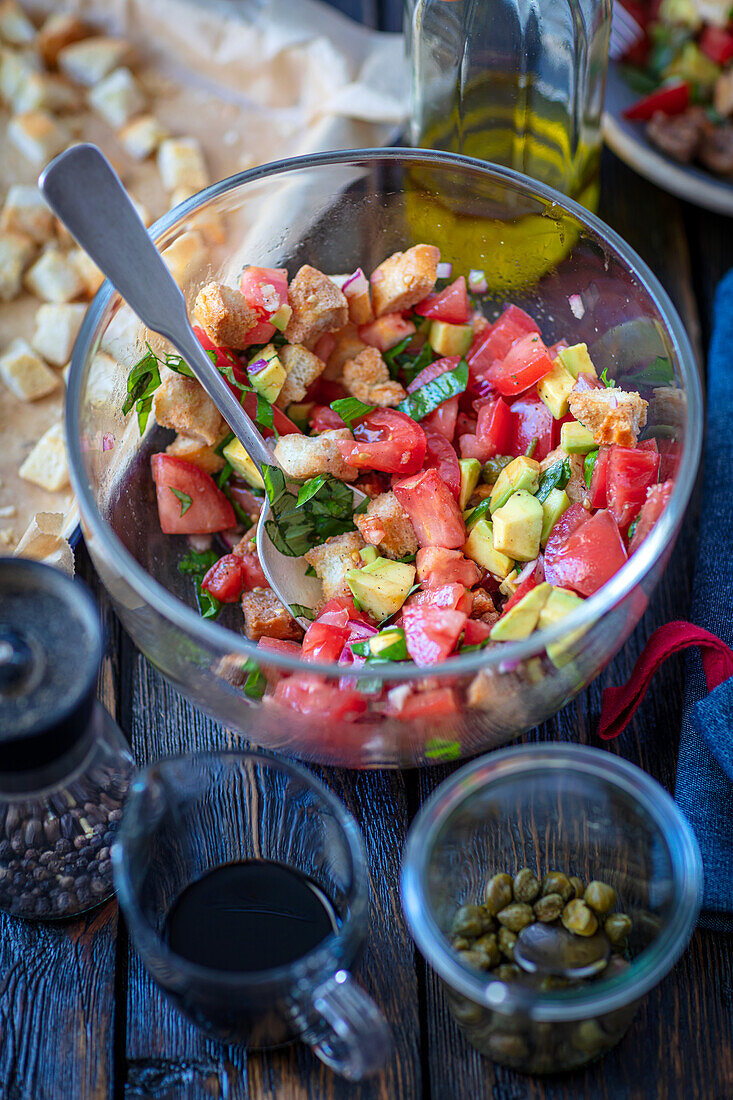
[222,438,265,489]
[463,517,514,578]
[561,421,596,455]
[537,586,587,667]
[489,456,541,513]
[429,320,473,357]
[665,41,719,91]
[491,490,543,561]
[541,488,571,546]
[538,361,575,419]
[359,545,379,565]
[490,582,552,642]
[458,458,482,510]
[347,559,416,622]
[285,401,313,431]
[556,342,597,379]
[247,343,286,404]
[270,302,293,331]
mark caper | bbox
[458,947,492,971]
[484,872,513,915]
[452,935,471,951]
[451,903,490,937]
[572,1018,608,1053]
[481,455,513,484]
[541,872,574,902]
[497,901,534,932]
[474,934,501,969]
[498,927,517,961]
[533,892,564,922]
[604,912,632,945]
[561,899,599,937]
[513,867,540,903]
[584,880,617,914]
[487,1032,528,1062]
[450,997,485,1025]
[493,963,521,982]
[569,876,585,899]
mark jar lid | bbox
[0,560,102,770]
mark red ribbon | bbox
[598,621,733,740]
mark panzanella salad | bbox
[131,245,673,716]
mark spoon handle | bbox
[39,143,275,473]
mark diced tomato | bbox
[588,447,609,509]
[240,391,301,437]
[544,510,627,597]
[548,339,569,358]
[458,434,489,462]
[699,25,733,66]
[637,438,658,453]
[475,397,512,459]
[402,606,468,666]
[359,314,416,352]
[193,325,242,374]
[423,427,461,499]
[257,637,301,657]
[302,620,349,663]
[487,333,555,397]
[201,554,246,603]
[312,333,336,361]
[338,409,427,475]
[423,396,458,441]
[151,454,235,534]
[234,546,269,591]
[658,438,681,482]
[416,547,481,589]
[467,305,540,376]
[309,405,345,433]
[239,266,289,320]
[509,392,554,460]
[394,687,460,720]
[273,676,367,721]
[239,320,277,349]
[629,480,673,554]
[393,467,466,549]
[462,620,493,646]
[606,445,660,529]
[317,597,374,629]
[502,561,542,614]
[456,411,477,436]
[414,277,470,324]
[405,583,473,616]
[543,503,591,586]
[623,82,689,121]
[407,355,461,393]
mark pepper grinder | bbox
[0,559,134,920]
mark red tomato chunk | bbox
[239,266,289,319]
[629,480,673,554]
[151,455,235,535]
[414,277,470,324]
[416,547,481,590]
[201,554,246,603]
[273,676,368,721]
[606,445,660,529]
[423,427,461,499]
[302,620,349,663]
[545,510,627,597]
[402,606,468,666]
[393,467,466,549]
[467,305,540,376]
[488,332,555,397]
[339,410,427,475]
[394,687,460,720]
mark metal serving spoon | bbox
[40,144,364,625]
[513,921,610,981]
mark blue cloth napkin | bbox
[674,267,733,930]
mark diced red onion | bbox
[342,267,368,295]
[347,620,378,641]
[515,559,537,585]
[436,261,452,280]
[498,658,521,674]
[102,433,114,452]
[220,526,244,550]
[468,269,488,294]
[248,358,268,375]
[188,534,212,552]
[568,293,585,320]
[228,484,264,518]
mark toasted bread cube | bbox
[304,531,365,605]
[568,389,648,447]
[152,371,225,445]
[12,71,82,114]
[19,422,69,491]
[342,346,405,407]
[354,491,418,560]
[241,588,302,642]
[7,111,70,166]
[1,184,54,243]
[323,323,368,381]
[194,281,257,348]
[68,247,104,297]
[31,302,87,365]
[0,45,34,102]
[157,137,208,192]
[0,230,35,300]
[370,244,440,317]
[24,247,85,302]
[0,0,35,45]
[0,338,59,401]
[38,12,90,66]
[471,588,499,625]
[165,433,226,474]
[88,66,145,128]
[161,230,207,287]
[117,112,169,160]
[274,429,358,482]
[284,264,348,347]
[58,36,131,85]
[276,343,325,408]
[169,186,225,245]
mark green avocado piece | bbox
[665,42,719,91]
[537,587,587,667]
[538,361,575,419]
[347,558,416,622]
[492,490,543,562]
[561,421,596,455]
[359,545,379,565]
[222,438,264,489]
[463,517,514,578]
[541,488,571,546]
[458,458,482,511]
[270,302,293,331]
[248,343,286,404]
[490,582,552,642]
[555,342,597,379]
[489,455,541,513]
[429,320,473,357]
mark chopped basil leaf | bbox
[397,359,468,421]
[305,563,317,577]
[297,474,328,507]
[241,659,267,700]
[627,514,641,540]
[289,603,316,621]
[195,578,221,620]
[178,547,219,576]
[584,449,599,488]
[217,461,233,490]
[330,397,376,429]
[264,467,362,556]
[256,393,274,431]
[169,487,193,516]
[536,459,571,503]
[460,641,490,653]
[395,552,417,563]
[600,367,615,388]
[425,738,461,761]
[163,352,195,377]
[122,350,161,434]
[382,335,412,371]
[619,63,658,96]
[525,436,538,459]
[350,639,370,657]
[465,497,492,528]
[400,340,434,385]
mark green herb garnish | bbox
[351,627,410,662]
[289,603,316,621]
[425,738,462,762]
[121,349,161,434]
[177,548,222,620]
[263,467,362,557]
[397,359,469,421]
[330,397,376,429]
[195,580,221,619]
[536,458,571,504]
[382,335,412,372]
[584,449,599,488]
[601,367,615,388]
[255,393,275,431]
[297,474,328,507]
[627,514,641,541]
[525,436,539,459]
[241,659,267,700]
[169,487,192,516]
[465,497,492,529]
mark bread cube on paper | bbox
[152,371,225,446]
[7,111,70,166]
[0,0,35,46]
[0,230,35,300]
[274,429,358,482]
[37,12,90,67]
[31,302,87,366]
[194,281,257,347]
[370,244,440,317]
[157,137,208,192]
[25,247,85,302]
[277,343,325,408]
[284,264,348,346]
[117,113,169,160]
[0,338,59,401]
[161,230,207,286]
[88,66,145,128]
[0,45,41,102]
[1,185,55,243]
[57,36,131,86]
[304,531,365,605]
[12,72,82,114]
[19,422,70,492]
[68,247,104,297]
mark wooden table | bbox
[3,14,733,1100]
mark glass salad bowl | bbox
[67,149,701,768]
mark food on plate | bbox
[132,245,676,719]
[618,0,733,176]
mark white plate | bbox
[603,62,733,216]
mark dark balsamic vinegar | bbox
[164,860,339,972]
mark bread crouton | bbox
[152,371,225,445]
[0,45,40,103]
[0,338,59,401]
[31,302,86,366]
[169,186,225,245]
[276,343,325,408]
[323,323,368,381]
[37,13,90,66]
[58,36,131,86]
[354,491,418,559]
[117,113,169,160]
[161,230,206,286]
[0,0,35,46]
[24,246,85,302]
[304,531,365,604]
[342,346,405,407]
[370,244,440,317]
[0,230,35,300]
[0,185,54,243]
[19,422,69,492]
[157,137,208,192]
[273,429,358,482]
[88,66,146,128]
[284,264,348,347]
[12,72,82,114]
[471,588,499,625]
[241,588,302,642]
[7,110,70,166]
[194,282,257,348]
[165,433,225,474]
[68,247,104,298]
[568,389,648,447]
